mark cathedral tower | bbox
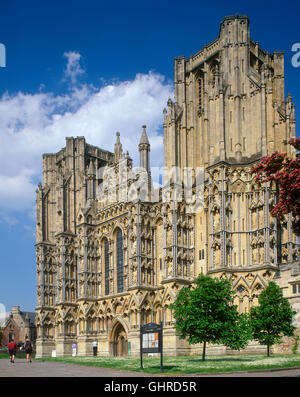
[163,15,296,171]
[163,14,299,316]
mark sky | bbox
[0,0,299,313]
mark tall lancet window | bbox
[104,239,110,295]
[116,229,124,293]
[63,180,70,231]
[42,190,49,241]
[197,70,204,115]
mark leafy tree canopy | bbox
[251,138,300,235]
[170,274,252,360]
[250,281,296,356]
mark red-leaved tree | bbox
[251,138,300,236]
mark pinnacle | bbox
[139,125,150,146]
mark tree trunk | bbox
[267,344,270,357]
[202,340,206,361]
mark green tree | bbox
[221,312,253,351]
[170,274,252,361]
[250,281,296,356]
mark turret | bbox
[114,132,123,161]
[138,125,150,172]
[138,125,152,201]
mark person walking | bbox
[7,339,18,363]
[72,343,77,357]
[24,337,33,363]
[92,340,98,356]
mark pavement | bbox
[0,358,148,377]
[0,358,300,377]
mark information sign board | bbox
[140,322,163,371]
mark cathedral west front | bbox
[35,15,300,358]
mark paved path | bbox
[0,358,300,377]
[0,358,149,377]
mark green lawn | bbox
[0,351,36,359]
[35,353,300,375]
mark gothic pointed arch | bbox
[109,317,128,357]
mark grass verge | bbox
[0,352,36,359]
[35,353,300,375]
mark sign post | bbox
[140,322,163,372]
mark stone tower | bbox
[163,15,295,171]
[163,14,298,277]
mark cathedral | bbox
[35,15,300,358]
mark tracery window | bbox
[116,229,124,293]
[104,239,110,295]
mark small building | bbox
[1,306,36,347]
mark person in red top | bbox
[7,339,18,363]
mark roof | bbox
[0,311,36,329]
[20,311,36,324]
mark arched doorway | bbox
[111,322,128,357]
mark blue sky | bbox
[0,0,299,313]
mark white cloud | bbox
[0,211,19,227]
[63,51,85,84]
[0,58,173,216]
[0,304,9,327]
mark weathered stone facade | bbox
[35,15,300,358]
